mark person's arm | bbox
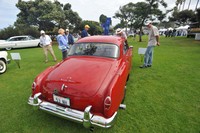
[156,35,160,46]
[40,37,43,44]
[153,27,160,46]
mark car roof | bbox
[9,35,30,38]
[76,35,123,46]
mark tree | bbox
[176,0,184,11]
[182,0,186,10]
[75,20,103,36]
[188,0,191,9]
[114,0,168,42]
[113,2,136,33]
[99,14,107,24]
[170,9,196,25]
[15,0,82,32]
[63,4,82,31]
[196,0,200,11]
[196,8,200,24]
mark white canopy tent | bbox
[176,25,190,36]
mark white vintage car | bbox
[0,36,41,50]
[0,51,10,74]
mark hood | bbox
[43,57,113,98]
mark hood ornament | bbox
[61,84,68,91]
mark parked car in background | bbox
[28,36,133,129]
[0,35,41,50]
[0,51,10,74]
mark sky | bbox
[0,0,199,29]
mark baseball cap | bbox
[40,30,45,34]
[66,29,69,32]
[85,25,90,28]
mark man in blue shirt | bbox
[66,29,74,46]
[81,25,90,38]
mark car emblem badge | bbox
[61,84,68,91]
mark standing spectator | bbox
[169,30,172,37]
[81,25,90,38]
[116,28,129,48]
[133,30,137,40]
[40,30,57,63]
[140,21,160,68]
[65,29,74,47]
[56,28,69,60]
[116,28,127,40]
[165,29,169,37]
[172,29,177,37]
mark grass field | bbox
[0,36,200,133]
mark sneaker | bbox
[139,65,147,68]
[147,65,152,67]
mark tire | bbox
[5,47,12,50]
[122,85,127,104]
[0,60,7,74]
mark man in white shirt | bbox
[40,30,57,63]
[140,21,160,68]
[116,28,129,49]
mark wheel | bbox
[5,47,12,50]
[0,60,7,74]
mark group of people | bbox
[165,29,177,37]
[39,25,90,63]
[39,22,160,69]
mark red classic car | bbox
[28,36,133,129]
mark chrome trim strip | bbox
[28,93,117,128]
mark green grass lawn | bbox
[0,36,200,133]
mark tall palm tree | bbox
[176,0,184,11]
[182,0,186,10]
[196,0,200,11]
[188,0,191,9]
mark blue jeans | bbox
[62,50,68,60]
[144,46,154,66]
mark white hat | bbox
[144,21,152,26]
[66,29,69,32]
[40,30,45,34]
[116,28,122,34]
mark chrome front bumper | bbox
[28,93,117,128]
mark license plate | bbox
[53,94,70,106]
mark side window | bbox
[23,37,28,40]
[9,38,16,41]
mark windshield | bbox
[68,43,119,58]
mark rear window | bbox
[68,43,119,58]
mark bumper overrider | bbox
[28,93,117,128]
